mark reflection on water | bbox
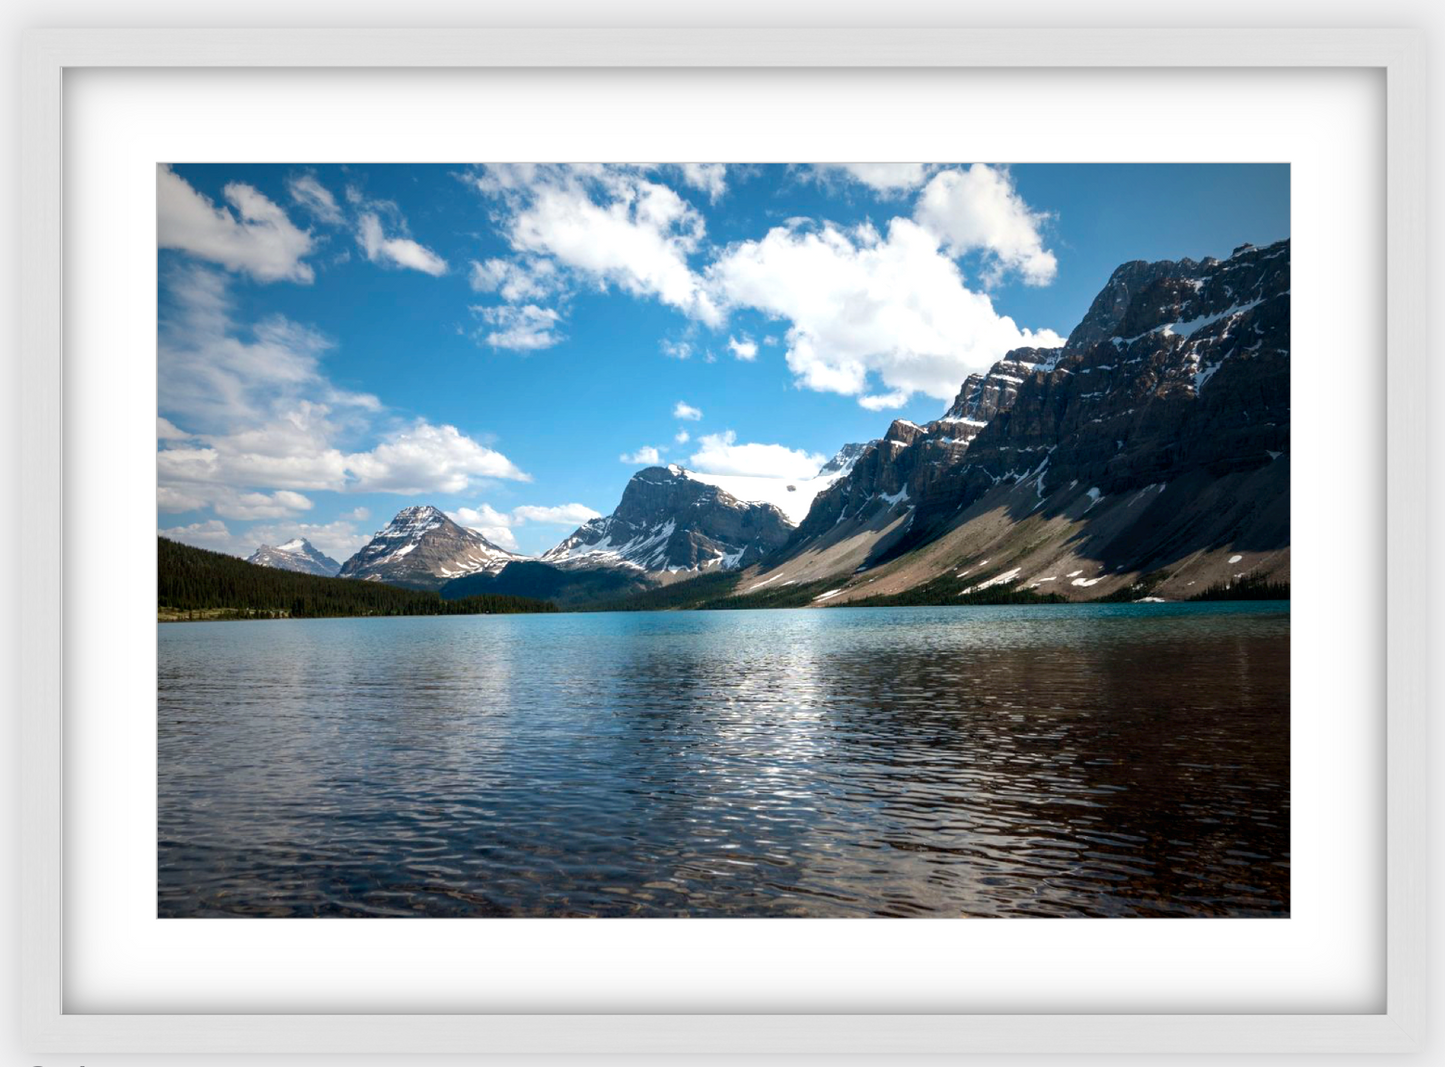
[158,603,1289,917]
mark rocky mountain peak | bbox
[771,238,1291,595]
[246,538,342,578]
[883,419,925,446]
[940,346,1062,443]
[819,442,869,476]
[543,465,793,574]
[1065,257,1202,350]
[337,505,522,590]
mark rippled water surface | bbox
[159,603,1289,917]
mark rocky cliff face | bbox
[759,238,1291,601]
[338,506,523,590]
[246,538,341,577]
[543,465,794,574]
[936,238,1289,534]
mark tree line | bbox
[158,537,557,619]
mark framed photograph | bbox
[19,27,1427,1055]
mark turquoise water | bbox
[158,602,1289,917]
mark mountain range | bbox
[244,238,1290,606]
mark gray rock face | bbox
[337,505,522,590]
[818,442,870,477]
[246,538,341,577]
[785,238,1291,563]
[938,348,1060,447]
[543,465,794,574]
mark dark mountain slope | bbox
[739,239,1291,604]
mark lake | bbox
[158,603,1289,917]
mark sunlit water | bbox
[158,603,1289,918]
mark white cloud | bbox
[344,421,530,494]
[158,165,315,284]
[512,503,602,525]
[156,485,209,513]
[675,163,728,201]
[287,173,344,224]
[157,268,529,513]
[346,506,371,521]
[159,519,234,550]
[158,267,356,430]
[448,503,519,550]
[356,212,448,276]
[468,257,561,302]
[157,416,191,440]
[472,164,721,326]
[811,163,932,194]
[449,501,604,550]
[673,401,703,421]
[858,390,910,411]
[620,446,663,465]
[157,402,351,494]
[212,489,314,521]
[913,164,1057,286]
[473,304,564,351]
[706,216,1062,403]
[674,429,690,444]
[461,163,1060,409]
[688,430,827,481]
[727,335,758,361]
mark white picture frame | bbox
[18,27,1428,1055]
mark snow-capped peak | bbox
[337,505,522,590]
[246,538,342,578]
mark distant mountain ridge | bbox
[246,538,341,577]
[160,536,556,620]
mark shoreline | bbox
[159,598,1291,624]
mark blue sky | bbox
[156,162,1288,560]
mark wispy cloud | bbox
[619,446,663,465]
[469,165,723,342]
[473,304,564,351]
[465,162,1061,408]
[158,164,315,283]
[726,335,758,361]
[356,212,448,276]
[287,173,345,225]
[157,266,528,516]
[807,163,933,195]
